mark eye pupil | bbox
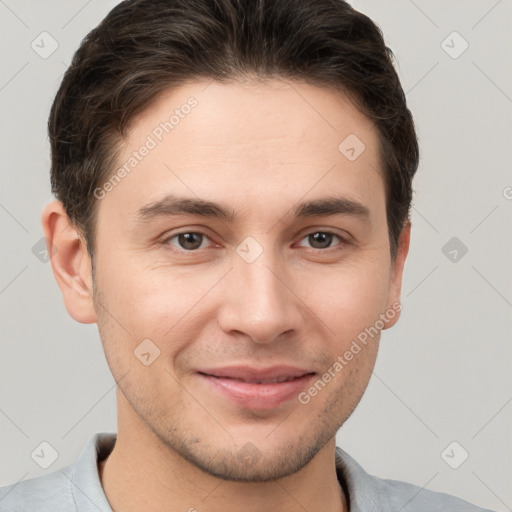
[309,232,333,249]
[179,233,203,250]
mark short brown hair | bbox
[49,0,419,262]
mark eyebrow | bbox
[135,193,370,224]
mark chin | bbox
[154,424,332,483]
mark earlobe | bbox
[41,200,97,324]
[383,220,411,330]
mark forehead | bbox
[97,78,385,229]
[131,77,379,156]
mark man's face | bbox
[89,78,407,481]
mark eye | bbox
[297,231,345,250]
[163,231,214,251]
[162,229,347,253]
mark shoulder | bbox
[0,432,115,512]
[375,475,496,512]
[0,465,75,511]
[335,446,496,512]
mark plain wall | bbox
[0,1,510,510]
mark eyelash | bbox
[162,229,347,253]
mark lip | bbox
[197,365,317,410]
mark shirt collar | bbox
[70,432,116,511]
[335,445,388,512]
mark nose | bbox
[216,246,304,344]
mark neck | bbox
[99,396,347,512]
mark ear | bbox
[382,220,411,329]
[41,200,97,324]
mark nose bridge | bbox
[218,237,300,343]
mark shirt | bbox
[0,432,496,511]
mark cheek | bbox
[96,258,216,365]
[298,257,391,341]
[324,345,379,419]
[95,250,172,325]
[94,272,188,407]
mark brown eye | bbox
[165,231,211,251]
[298,231,344,250]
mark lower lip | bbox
[197,373,316,410]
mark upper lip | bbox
[197,365,316,382]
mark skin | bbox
[42,78,410,512]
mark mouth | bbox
[204,375,305,384]
[196,365,317,410]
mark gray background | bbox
[1,1,511,510]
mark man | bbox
[0,0,496,511]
